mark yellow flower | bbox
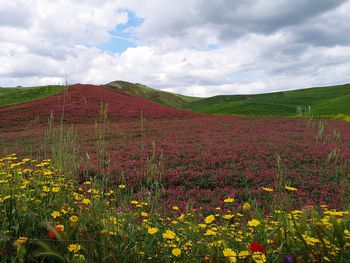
[344,229,350,236]
[222,214,234,220]
[67,244,81,253]
[52,187,60,193]
[205,215,215,224]
[252,252,266,263]
[82,198,91,205]
[100,229,109,235]
[262,187,273,192]
[285,185,298,191]
[148,227,159,235]
[223,248,237,263]
[198,223,207,228]
[172,248,181,257]
[141,212,148,217]
[69,215,79,225]
[162,230,176,239]
[248,219,261,227]
[178,214,185,221]
[51,211,61,218]
[0,195,11,203]
[61,208,68,214]
[324,210,346,217]
[118,184,125,189]
[172,206,179,210]
[243,202,252,211]
[239,250,250,259]
[42,186,50,193]
[204,229,217,236]
[43,170,53,176]
[224,197,234,203]
[302,235,320,245]
[130,200,138,205]
[15,237,28,246]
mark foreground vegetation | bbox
[1,152,350,262]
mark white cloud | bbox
[1,0,350,97]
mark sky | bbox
[0,0,350,97]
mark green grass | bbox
[106,80,201,108]
[185,83,350,117]
[0,85,67,106]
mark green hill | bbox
[0,85,67,106]
[106,80,201,108]
[185,83,350,117]
[1,81,350,118]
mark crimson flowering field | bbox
[1,85,349,211]
[81,116,350,211]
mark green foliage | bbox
[0,85,67,106]
[41,112,81,178]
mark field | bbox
[186,83,350,117]
[1,84,350,262]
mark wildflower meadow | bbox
[1,84,350,262]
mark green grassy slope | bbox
[106,80,201,108]
[0,85,67,106]
[2,81,350,118]
[186,83,350,116]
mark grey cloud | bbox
[27,43,75,60]
[0,1,33,28]
[293,21,350,47]
[136,0,347,43]
[208,0,347,39]
[4,67,62,78]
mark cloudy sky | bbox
[0,0,349,96]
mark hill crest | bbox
[0,84,197,131]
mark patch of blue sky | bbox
[230,70,266,82]
[190,44,219,51]
[99,10,143,54]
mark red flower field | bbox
[1,84,350,212]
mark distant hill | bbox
[1,81,350,119]
[0,84,197,130]
[185,83,350,117]
[0,85,67,106]
[106,80,201,108]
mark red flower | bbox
[48,225,63,239]
[250,241,266,254]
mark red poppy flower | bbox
[250,241,266,254]
[48,225,63,239]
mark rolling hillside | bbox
[0,84,197,131]
[0,85,67,106]
[1,81,350,118]
[106,80,201,108]
[185,83,350,117]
